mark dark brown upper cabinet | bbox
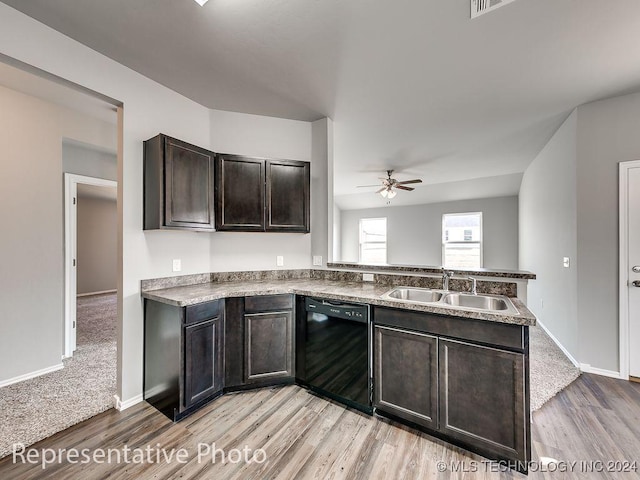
[215,154,310,233]
[214,154,265,231]
[266,160,310,232]
[144,134,215,231]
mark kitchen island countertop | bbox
[142,278,536,326]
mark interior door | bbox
[628,166,640,379]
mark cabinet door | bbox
[438,339,528,463]
[215,154,265,231]
[184,316,223,409]
[164,137,215,230]
[374,326,438,429]
[245,311,292,382]
[266,160,310,232]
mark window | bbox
[442,212,482,268]
[359,218,387,264]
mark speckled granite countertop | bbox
[327,262,537,280]
[142,278,536,326]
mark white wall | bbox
[0,4,327,401]
[576,92,640,372]
[0,83,116,381]
[519,111,578,360]
[339,196,519,269]
[77,194,117,295]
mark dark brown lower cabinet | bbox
[184,316,224,409]
[144,299,224,421]
[245,311,292,382]
[373,306,530,471]
[224,294,295,390]
[438,339,527,462]
[145,294,529,471]
[374,326,438,429]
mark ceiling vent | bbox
[471,0,517,18]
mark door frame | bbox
[618,160,640,381]
[64,173,117,358]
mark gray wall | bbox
[311,118,330,267]
[63,141,117,181]
[333,202,342,261]
[1,5,327,400]
[339,196,519,269]
[575,92,640,372]
[0,83,116,382]
[519,111,578,360]
[205,109,314,272]
[77,193,117,294]
[520,91,640,374]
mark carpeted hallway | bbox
[0,293,116,459]
[0,295,578,459]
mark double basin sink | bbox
[381,286,519,315]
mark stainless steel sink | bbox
[381,287,444,303]
[381,287,519,315]
[441,293,518,314]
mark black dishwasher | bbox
[296,297,372,414]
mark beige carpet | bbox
[0,293,116,459]
[529,324,581,411]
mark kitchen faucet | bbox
[466,276,477,295]
[442,270,454,291]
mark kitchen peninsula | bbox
[142,267,536,472]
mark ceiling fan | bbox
[357,170,423,198]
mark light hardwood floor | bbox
[1,374,639,480]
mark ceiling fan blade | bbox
[356,184,382,188]
[395,185,415,191]
[396,179,422,185]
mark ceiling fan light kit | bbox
[193,0,209,6]
[358,170,422,200]
[380,188,397,199]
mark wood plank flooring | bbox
[1,374,639,480]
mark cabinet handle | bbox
[632,280,640,287]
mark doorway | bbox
[64,174,117,357]
[619,160,640,382]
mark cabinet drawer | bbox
[244,294,293,313]
[374,307,525,351]
[185,300,221,325]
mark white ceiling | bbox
[4,0,640,209]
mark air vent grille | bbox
[471,0,517,18]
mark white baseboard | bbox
[114,393,143,411]
[535,320,626,380]
[0,363,64,388]
[579,364,624,379]
[534,319,580,368]
[77,289,117,297]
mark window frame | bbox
[441,212,483,268]
[359,217,387,264]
